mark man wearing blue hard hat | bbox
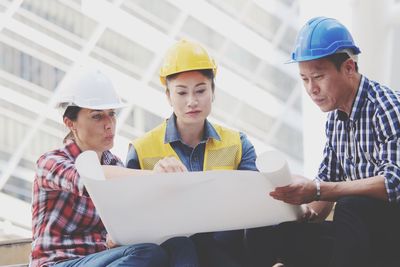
[247,17,400,267]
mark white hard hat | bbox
[56,66,126,113]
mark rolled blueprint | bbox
[77,150,303,245]
[256,150,292,187]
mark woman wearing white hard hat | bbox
[29,67,197,267]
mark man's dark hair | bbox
[325,53,359,72]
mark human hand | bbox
[153,157,188,173]
[299,204,319,222]
[269,174,316,205]
[106,234,118,249]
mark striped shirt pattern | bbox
[30,140,123,267]
[317,76,400,203]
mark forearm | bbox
[308,201,334,221]
[320,175,388,201]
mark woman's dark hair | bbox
[62,106,81,143]
[325,53,359,72]
[166,69,215,91]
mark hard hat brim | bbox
[78,102,127,110]
[285,54,328,64]
[56,101,127,113]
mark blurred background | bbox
[1,0,400,241]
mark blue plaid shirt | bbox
[317,76,400,203]
[126,114,257,171]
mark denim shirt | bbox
[126,114,257,171]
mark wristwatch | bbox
[313,178,321,201]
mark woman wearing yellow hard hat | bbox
[126,40,257,267]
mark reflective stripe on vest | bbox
[131,121,242,170]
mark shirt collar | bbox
[65,139,82,159]
[64,139,117,165]
[336,75,368,122]
[164,113,221,144]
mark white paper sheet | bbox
[76,150,303,245]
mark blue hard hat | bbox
[289,17,361,63]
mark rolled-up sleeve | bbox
[375,103,400,203]
[35,154,85,195]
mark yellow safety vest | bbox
[131,121,242,170]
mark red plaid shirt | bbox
[30,140,123,267]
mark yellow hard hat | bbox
[159,39,217,86]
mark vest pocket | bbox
[209,166,236,170]
[206,145,240,170]
[142,157,163,170]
